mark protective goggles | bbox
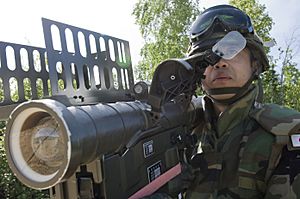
[190,6,254,42]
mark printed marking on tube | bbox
[143,140,154,158]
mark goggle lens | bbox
[190,8,253,38]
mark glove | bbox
[167,162,196,197]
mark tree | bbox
[277,32,300,111]
[133,0,200,81]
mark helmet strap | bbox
[255,76,263,103]
[205,72,258,105]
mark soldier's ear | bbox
[251,59,260,74]
[248,48,260,73]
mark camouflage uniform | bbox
[185,86,300,199]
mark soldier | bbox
[146,4,300,199]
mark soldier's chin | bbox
[211,93,236,100]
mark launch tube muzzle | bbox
[4,99,150,190]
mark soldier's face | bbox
[201,48,253,100]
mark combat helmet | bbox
[188,4,269,104]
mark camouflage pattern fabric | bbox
[185,86,300,199]
[250,102,300,198]
[145,86,300,198]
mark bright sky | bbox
[0,0,299,73]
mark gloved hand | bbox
[167,162,196,197]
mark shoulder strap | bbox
[264,143,284,182]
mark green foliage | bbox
[282,64,300,111]
[0,79,3,102]
[133,0,201,81]
[278,44,300,111]
[260,63,281,104]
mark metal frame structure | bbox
[0,18,135,120]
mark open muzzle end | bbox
[5,100,71,190]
